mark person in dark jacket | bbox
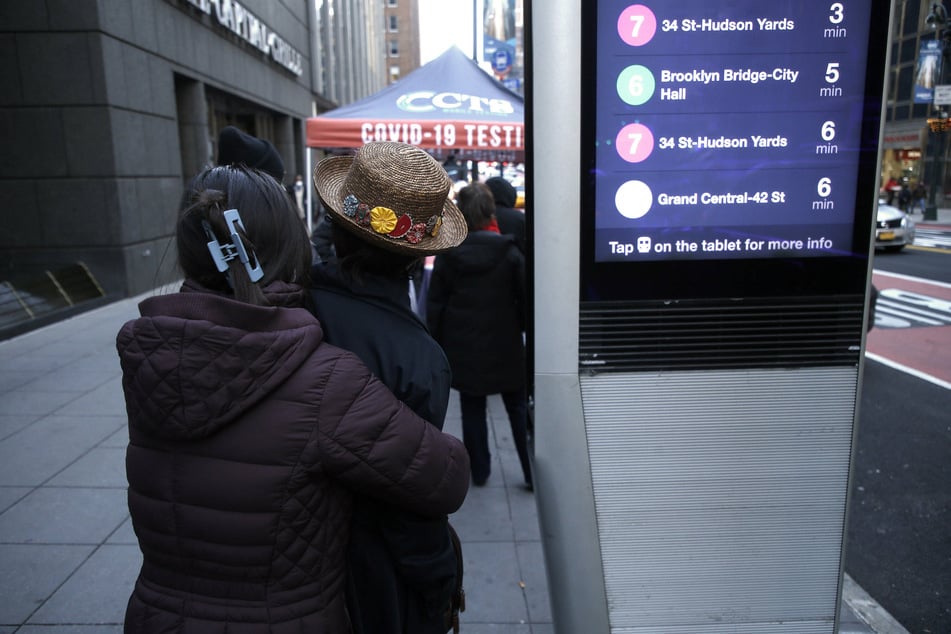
[116,165,469,633]
[442,153,465,182]
[897,182,912,212]
[311,142,470,634]
[484,176,526,253]
[427,182,532,490]
[310,149,359,266]
[311,203,337,263]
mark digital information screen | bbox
[590,1,880,263]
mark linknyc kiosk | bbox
[528,0,891,631]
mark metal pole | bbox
[473,0,478,62]
[930,21,950,220]
[925,113,946,221]
[306,148,313,234]
[926,127,938,219]
[924,6,948,220]
[926,130,943,221]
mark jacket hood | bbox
[485,177,517,208]
[441,231,517,275]
[116,284,323,440]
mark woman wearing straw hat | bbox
[117,164,469,632]
[312,142,469,634]
[426,182,532,491]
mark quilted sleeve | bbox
[315,352,470,517]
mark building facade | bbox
[0,0,387,334]
[882,0,951,205]
[384,0,421,84]
[482,0,523,95]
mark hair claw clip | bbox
[201,209,264,284]
[223,209,264,282]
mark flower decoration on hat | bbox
[356,204,370,225]
[406,223,427,244]
[340,192,446,244]
[343,195,359,217]
[370,206,397,234]
[426,214,443,237]
[389,214,413,238]
[343,195,372,225]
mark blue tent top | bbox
[307,46,524,157]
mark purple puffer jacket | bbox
[116,283,469,633]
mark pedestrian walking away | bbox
[913,181,927,214]
[484,176,526,253]
[427,182,533,491]
[293,173,305,217]
[115,164,469,632]
[897,182,912,212]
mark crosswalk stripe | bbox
[874,288,951,328]
[876,302,945,325]
[914,229,951,248]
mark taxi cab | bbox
[875,203,915,252]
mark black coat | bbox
[311,263,450,423]
[495,205,526,253]
[310,264,457,634]
[427,231,526,395]
[484,177,525,253]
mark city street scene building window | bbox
[389,39,399,56]
[880,0,951,220]
[389,15,398,31]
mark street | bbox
[845,232,951,633]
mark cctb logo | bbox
[396,91,515,115]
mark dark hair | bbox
[456,182,496,231]
[177,166,311,306]
[332,222,420,284]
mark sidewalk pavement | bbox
[0,292,902,632]
[908,206,951,226]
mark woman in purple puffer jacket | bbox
[116,165,469,633]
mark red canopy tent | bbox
[306,46,524,163]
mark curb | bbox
[843,573,911,634]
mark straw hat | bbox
[313,142,467,255]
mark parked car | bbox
[874,203,915,252]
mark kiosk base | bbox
[575,366,857,632]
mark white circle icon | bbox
[615,180,653,219]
